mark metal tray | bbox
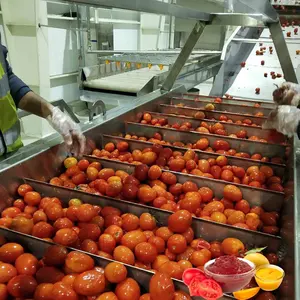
[102,134,286,178]
[159,104,268,126]
[0,227,200,297]
[24,178,281,252]
[170,98,273,117]
[84,157,284,212]
[142,111,286,143]
[177,95,276,109]
[126,122,287,159]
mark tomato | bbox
[182,268,206,286]
[36,266,64,284]
[65,251,94,273]
[7,274,38,298]
[15,253,38,275]
[104,225,123,244]
[196,239,211,250]
[97,292,119,300]
[43,245,68,266]
[0,243,24,263]
[158,261,183,280]
[51,282,78,300]
[53,228,78,246]
[167,234,187,254]
[73,270,105,296]
[139,213,156,231]
[113,246,135,265]
[135,242,158,263]
[221,238,245,256]
[64,157,78,168]
[121,230,147,250]
[168,210,192,233]
[0,262,17,283]
[155,227,173,242]
[115,278,141,300]
[104,262,128,283]
[189,278,223,299]
[32,222,54,239]
[17,184,33,197]
[149,272,175,300]
[174,290,192,300]
[33,283,53,300]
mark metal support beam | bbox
[50,0,211,21]
[161,21,207,92]
[268,21,298,83]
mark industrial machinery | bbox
[0,0,299,299]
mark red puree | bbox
[207,256,252,275]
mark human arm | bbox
[2,45,85,156]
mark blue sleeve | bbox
[1,45,31,107]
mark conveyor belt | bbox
[83,66,169,94]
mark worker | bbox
[263,82,300,137]
[0,41,85,157]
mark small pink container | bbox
[204,258,255,293]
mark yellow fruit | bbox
[64,157,78,168]
[244,253,269,268]
[205,104,215,111]
[233,287,260,299]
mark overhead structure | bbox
[49,0,296,93]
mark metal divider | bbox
[84,157,284,212]
[101,134,286,178]
[23,178,281,252]
[126,122,287,159]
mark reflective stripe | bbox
[0,74,10,98]
[0,120,21,155]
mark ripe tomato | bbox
[15,253,38,276]
[17,184,33,197]
[0,262,17,283]
[104,262,127,283]
[189,278,222,299]
[115,278,141,300]
[0,243,24,263]
[43,245,68,267]
[135,242,158,263]
[149,272,175,300]
[121,230,147,250]
[113,246,135,265]
[168,210,192,233]
[221,238,245,256]
[7,274,37,298]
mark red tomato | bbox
[182,268,206,286]
[189,278,222,299]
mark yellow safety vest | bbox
[0,48,22,155]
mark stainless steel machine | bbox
[0,0,299,299]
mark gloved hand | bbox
[47,107,86,156]
[262,105,300,137]
[273,82,300,106]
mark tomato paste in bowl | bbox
[204,255,255,293]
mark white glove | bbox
[262,105,300,137]
[47,107,86,156]
[273,82,300,106]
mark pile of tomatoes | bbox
[0,182,260,277]
[0,239,189,300]
[173,103,265,119]
[92,142,284,192]
[35,156,281,234]
[139,114,274,143]
[121,133,285,165]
